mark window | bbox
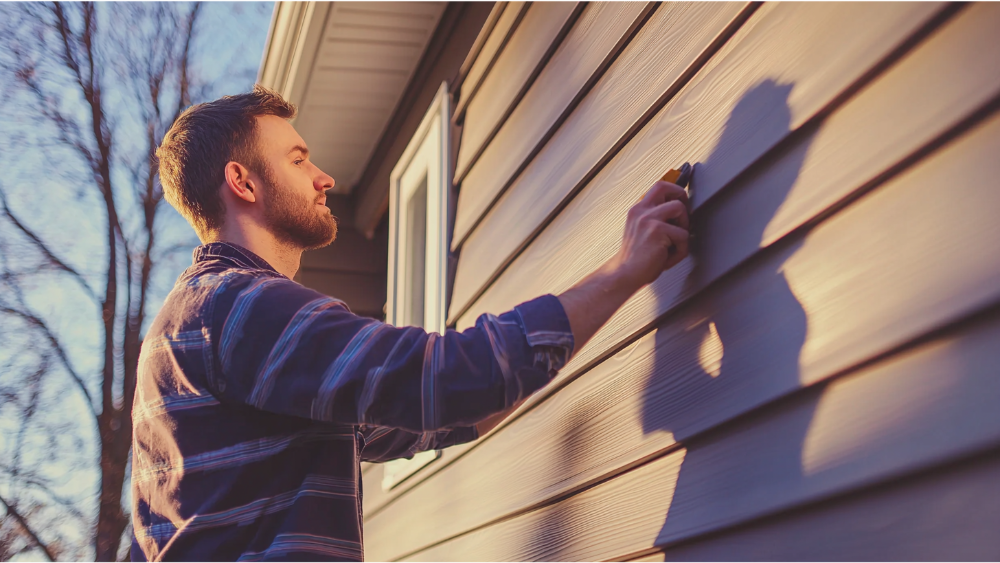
[381,82,451,491]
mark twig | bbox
[0,495,56,562]
[0,304,99,417]
[0,186,99,302]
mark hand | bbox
[556,180,690,356]
[611,180,691,290]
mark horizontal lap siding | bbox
[454,2,947,329]
[411,307,1000,560]
[495,0,998,393]
[454,1,528,120]
[450,1,656,248]
[452,1,581,180]
[368,95,1000,561]
[362,3,1000,561]
[449,1,752,317]
[454,0,531,119]
[646,450,1000,562]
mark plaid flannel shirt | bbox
[130,242,574,561]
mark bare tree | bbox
[0,2,267,560]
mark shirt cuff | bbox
[514,294,575,356]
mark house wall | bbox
[362,2,1000,560]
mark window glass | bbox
[403,177,428,328]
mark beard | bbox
[259,165,338,250]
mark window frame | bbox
[386,82,450,335]
[381,82,451,491]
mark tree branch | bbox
[0,187,98,302]
[0,304,98,417]
[0,495,56,562]
[175,3,202,119]
[51,3,87,94]
[0,468,89,524]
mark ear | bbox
[223,161,257,203]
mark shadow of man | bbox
[517,80,813,562]
[640,79,815,554]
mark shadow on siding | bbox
[647,79,808,556]
[524,79,808,560]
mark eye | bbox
[293,158,304,165]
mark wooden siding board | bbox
[361,471,388,522]
[468,0,998,393]
[454,1,529,118]
[403,307,1000,561]
[450,1,751,312]
[451,2,757,316]
[647,451,1000,562]
[363,1,992,519]
[366,105,1000,561]
[453,1,581,181]
[450,1,655,248]
[449,1,946,324]
[452,2,506,96]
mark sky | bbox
[0,3,275,560]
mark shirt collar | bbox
[192,242,282,276]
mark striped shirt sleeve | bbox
[209,274,574,434]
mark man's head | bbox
[157,85,337,249]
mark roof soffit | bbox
[260,1,447,195]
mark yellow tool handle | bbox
[660,161,692,188]
[660,168,682,183]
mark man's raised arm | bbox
[476,179,691,436]
[208,180,689,440]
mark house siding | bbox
[362,2,1000,560]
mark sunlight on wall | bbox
[696,321,723,378]
[778,112,997,390]
[800,336,959,477]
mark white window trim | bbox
[386,81,450,334]
[381,82,451,491]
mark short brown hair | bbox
[156,85,296,240]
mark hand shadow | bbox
[641,79,813,554]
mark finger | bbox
[648,200,690,230]
[652,221,689,257]
[637,181,676,207]
[659,223,690,269]
[660,222,690,255]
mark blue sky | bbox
[0,3,275,560]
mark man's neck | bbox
[211,224,302,279]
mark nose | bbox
[314,166,335,192]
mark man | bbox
[132,85,690,561]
